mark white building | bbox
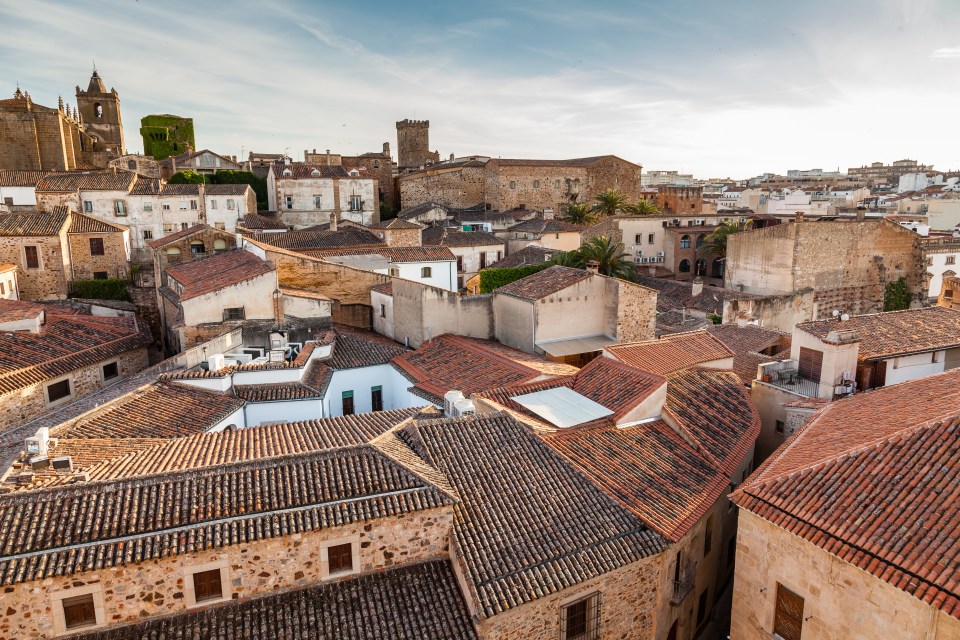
[271,163,378,229]
[318,246,458,291]
[0,170,46,206]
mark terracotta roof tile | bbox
[67,213,128,234]
[35,170,136,193]
[485,245,559,269]
[252,228,385,250]
[66,560,476,640]
[0,208,68,236]
[305,245,456,262]
[421,226,505,248]
[274,162,350,179]
[494,265,592,301]
[239,213,287,230]
[146,224,207,247]
[368,218,422,229]
[329,332,409,369]
[128,176,160,195]
[0,170,49,187]
[506,218,586,234]
[164,250,274,300]
[605,330,735,375]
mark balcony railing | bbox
[670,560,697,605]
[758,360,821,398]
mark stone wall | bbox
[0,506,453,639]
[0,347,149,434]
[377,227,421,247]
[656,185,704,215]
[392,278,494,348]
[398,165,486,209]
[731,509,960,640]
[396,119,438,169]
[67,231,128,280]
[723,289,815,334]
[0,235,68,300]
[611,278,658,343]
[474,553,661,640]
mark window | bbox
[509,181,516,189]
[2,197,11,205]
[223,307,245,321]
[0,283,4,295]
[648,233,655,243]
[948,256,956,265]
[102,361,119,381]
[350,195,362,211]
[214,238,227,249]
[560,593,600,640]
[421,266,432,278]
[314,195,323,209]
[533,179,540,188]
[190,240,206,255]
[680,234,691,249]
[704,515,713,555]
[192,568,223,603]
[190,200,198,210]
[47,378,71,403]
[177,200,186,211]
[162,202,171,211]
[773,584,805,640]
[227,199,236,210]
[373,160,380,168]
[480,252,487,269]
[127,160,137,170]
[635,234,643,244]
[93,271,108,280]
[775,420,785,434]
[142,229,153,240]
[114,200,127,216]
[94,102,102,118]
[696,589,709,627]
[24,245,40,269]
[679,259,691,273]
[371,386,383,412]
[342,390,354,415]
[555,179,561,189]
[166,246,181,256]
[379,304,386,318]
[798,347,823,383]
[62,593,97,630]
[213,222,226,231]
[210,199,218,209]
[181,222,189,230]
[89,237,105,256]
[83,200,93,212]
[456,256,464,272]
[286,195,293,209]
[327,542,354,575]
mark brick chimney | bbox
[795,210,804,223]
[691,277,704,297]
[586,260,600,274]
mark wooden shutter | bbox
[773,584,804,640]
[798,347,823,383]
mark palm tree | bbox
[549,249,586,268]
[578,236,636,281]
[623,198,662,216]
[562,203,598,225]
[592,189,630,217]
[702,220,750,260]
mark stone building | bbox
[304,145,397,212]
[108,153,161,178]
[271,162,379,228]
[75,69,124,155]
[140,114,195,160]
[724,218,925,317]
[397,158,487,209]
[0,169,48,206]
[503,217,585,254]
[422,225,506,288]
[158,148,242,180]
[396,119,439,169]
[655,184,704,215]
[730,370,960,640]
[0,298,150,431]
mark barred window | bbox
[561,593,600,640]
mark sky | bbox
[2,0,959,178]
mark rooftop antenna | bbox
[92,59,96,73]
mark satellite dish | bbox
[840,313,850,321]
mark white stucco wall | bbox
[243,398,324,426]
[882,351,946,386]
[179,271,278,326]
[322,365,423,417]
[392,260,456,291]
[371,290,394,339]
[0,185,37,205]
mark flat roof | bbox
[536,334,616,357]
[511,386,613,429]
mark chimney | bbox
[326,149,331,165]
[691,277,704,297]
[331,178,341,231]
[586,260,600,274]
[449,153,455,162]
[383,142,390,158]
[795,210,804,223]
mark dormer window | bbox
[310,168,321,177]
[348,169,360,177]
[282,169,292,177]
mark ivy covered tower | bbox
[75,68,125,154]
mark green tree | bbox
[562,203,598,225]
[550,249,586,268]
[701,220,750,261]
[168,170,207,184]
[884,277,911,311]
[592,189,630,217]
[578,236,636,281]
[623,198,662,216]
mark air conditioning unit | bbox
[657,256,665,262]
[696,219,705,225]
[268,350,286,362]
[25,428,56,456]
[657,251,665,257]
[207,353,226,372]
[444,390,465,417]
[634,257,643,263]
[453,399,476,417]
[636,250,643,256]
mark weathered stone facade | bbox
[0,233,68,300]
[0,347,148,434]
[731,510,960,640]
[396,119,439,170]
[0,507,452,639]
[67,228,129,280]
[655,185,704,215]
[398,162,486,209]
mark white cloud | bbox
[931,45,960,58]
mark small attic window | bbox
[348,169,360,177]
[282,169,292,177]
[310,168,321,177]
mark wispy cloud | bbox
[931,45,960,58]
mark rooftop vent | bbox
[51,456,73,473]
[207,353,226,372]
[24,427,56,456]
[444,390,465,417]
[453,399,476,417]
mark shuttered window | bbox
[798,347,823,383]
[62,594,97,629]
[192,568,223,602]
[773,584,804,640]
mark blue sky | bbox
[2,0,958,177]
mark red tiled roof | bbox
[252,228,384,250]
[491,155,629,168]
[305,245,456,262]
[240,213,287,231]
[35,170,136,192]
[545,420,730,541]
[164,250,274,300]
[392,334,578,403]
[507,218,586,234]
[368,218,422,230]
[0,208,68,236]
[796,307,960,361]
[147,224,206,248]
[734,407,960,619]
[274,162,350,179]
[494,265,592,301]
[67,213,128,233]
[486,245,559,269]
[605,330,734,375]
[421,226,505,248]
[0,170,49,187]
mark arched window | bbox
[214,239,227,250]
[165,247,181,256]
[127,160,137,170]
[679,259,690,273]
[94,103,103,118]
[696,235,706,249]
[711,257,724,278]
[190,240,206,255]
[680,235,691,249]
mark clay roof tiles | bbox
[328,331,409,369]
[239,212,287,230]
[0,208,68,236]
[796,307,960,361]
[164,249,274,300]
[401,413,666,618]
[35,170,136,192]
[65,559,476,640]
[305,245,456,262]
[485,245,558,269]
[421,225,505,248]
[67,213,128,234]
[506,218,586,234]
[251,227,384,250]
[605,330,734,375]
[493,265,593,301]
[0,170,49,187]
[128,176,160,195]
[368,218,422,229]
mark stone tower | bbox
[76,69,124,154]
[396,119,439,169]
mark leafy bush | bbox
[168,170,269,211]
[69,279,131,302]
[884,277,911,311]
[478,263,552,294]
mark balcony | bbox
[758,360,821,398]
[670,560,696,605]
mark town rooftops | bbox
[605,330,735,375]
[494,265,592,301]
[421,225,504,248]
[65,559,476,640]
[164,249,275,300]
[795,306,960,361]
[251,227,385,250]
[273,162,351,179]
[239,212,288,231]
[367,217,422,229]
[156,183,252,197]
[485,245,559,269]
[35,170,136,192]
[305,245,456,263]
[0,170,49,187]
[0,300,151,398]
[399,413,666,618]
[397,202,451,220]
[490,154,637,168]
[733,368,960,619]
[67,212,128,234]
[506,218,586,234]
[392,333,579,403]
[705,324,790,384]
[0,207,68,236]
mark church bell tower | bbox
[75,68,125,154]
